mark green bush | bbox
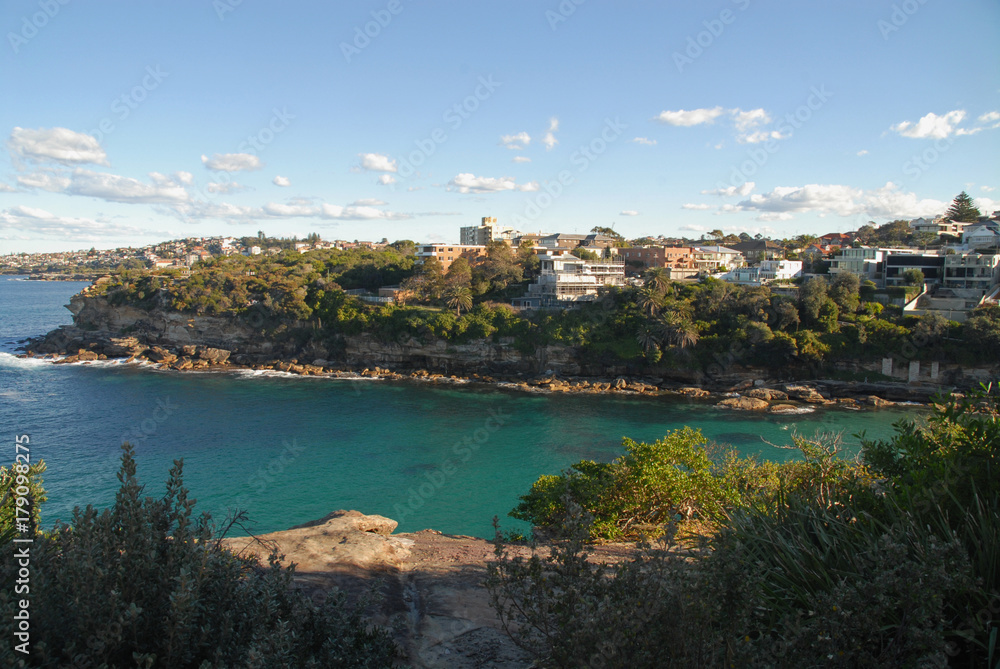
[491,393,1000,668]
[0,444,398,668]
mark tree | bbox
[902,268,924,287]
[643,267,670,294]
[571,247,599,261]
[480,241,523,293]
[658,312,699,349]
[945,190,981,222]
[637,287,666,316]
[709,229,724,241]
[445,256,472,288]
[446,285,473,316]
[590,226,623,240]
[829,272,860,315]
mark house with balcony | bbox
[692,245,745,272]
[514,253,626,308]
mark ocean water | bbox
[0,275,921,538]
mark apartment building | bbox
[460,216,517,245]
[415,244,488,272]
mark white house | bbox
[962,225,1000,248]
[522,253,626,305]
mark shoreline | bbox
[12,344,936,414]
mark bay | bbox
[0,275,920,538]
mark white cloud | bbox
[358,153,398,173]
[979,111,1000,124]
[679,224,706,232]
[68,169,190,204]
[348,198,387,206]
[512,156,532,163]
[857,149,869,156]
[542,117,559,150]
[682,203,711,210]
[168,198,411,223]
[18,167,189,204]
[0,205,169,240]
[734,182,949,220]
[7,127,109,166]
[0,182,14,192]
[205,181,245,194]
[652,107,724,126]
[757,212,794,222]
[273,175,291,187]
[176,171,194,185]
[702,182,755,197]
[447,173,538,194]
[631,137,657,146]
[377,174,396,186]
[201,153,262,172]
[16,171,71,192]
[731,108,770,133]
[890,110,967,139]
[982,186,995,193]
[500,132,531,150]
[620,210,639,216]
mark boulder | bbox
[104,336,145,357]
[144,346,177,364]
[785,385,828,403]
[769,404,801,414]
[76,350,99,361]
[864,395,895,408]
[197,347,231,364]
[180,345,198,357]
[746,388,788,401]
[717,397,770,411]
[677,387,711,398]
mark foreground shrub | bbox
[492,392,1000,667]
[0,444,398,668]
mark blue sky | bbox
[1,0,998,253]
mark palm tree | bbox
[637,286,666,316]
[635,326,659,353]
[446,286,473,316]
[658,313,699,349]
[643,267,670,294]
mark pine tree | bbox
[945,191,981,222]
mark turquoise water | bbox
[0,276,922,538]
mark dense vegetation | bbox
[92,240,1000,375]
[489,388,1000,667]
[0,445,398,668]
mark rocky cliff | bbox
[25,292,993,402]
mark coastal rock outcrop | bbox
[221,511,547,667]
[717,396,770,411]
